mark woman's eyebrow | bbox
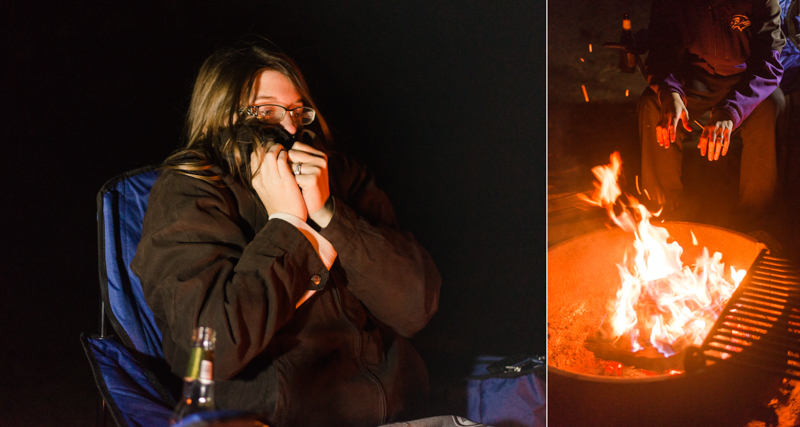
[253,95,303,104]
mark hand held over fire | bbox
[697,112,733,162]
[657,92,692,149]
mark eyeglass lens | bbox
[255,105,315,125]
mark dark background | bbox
[0,1,545,424]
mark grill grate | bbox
[688,249,800,380]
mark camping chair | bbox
[80,166,543,427]
[81,166,256,427]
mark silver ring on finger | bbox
[293,162,302,175]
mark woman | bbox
[131,44,441,426]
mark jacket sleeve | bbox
[714,0,785,127]
[320,154,441,338]
[131,171,329,380]
[645,0,688,103]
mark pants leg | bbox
[639,88,685,207]
[737,87,784,212]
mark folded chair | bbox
[81,166,254,427]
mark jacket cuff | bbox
[657,79,686,106]
[239,218,330,292]
[712,103,742,129]
[319,196,359,255]
[269,213,337,270]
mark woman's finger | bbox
[263,143,284,176]
[277,150,294,180]
[290,141,326,157]
[250,146,265,177]
[287,151,326,169]
[293,164,321,181]
[294,173,317,189]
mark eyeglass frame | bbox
[240,104,316,125]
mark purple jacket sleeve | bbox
[714,0,785,127]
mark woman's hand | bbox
[287,141,333,228]
[698,112,734,161]
[657,91,692,149]
[251,143,308,221]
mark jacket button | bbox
[311,274,322,285]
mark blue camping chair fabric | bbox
[81,333,175,427]
[82,166,258,427]
[96,166,163,358]
[82,165,176,427]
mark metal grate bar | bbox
[708,331,800,361]
[696,249,800,381]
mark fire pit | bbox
[548,222,784,426]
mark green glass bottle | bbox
[171,326,216,424]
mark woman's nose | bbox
[281,114,297,135]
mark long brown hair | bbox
[164,44,331,186]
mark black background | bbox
[0,1,545,424]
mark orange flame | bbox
[577,152,621,209]
[582,152,746,358]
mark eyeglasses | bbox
[241,104,316,125]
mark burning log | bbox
[583,334,685,372]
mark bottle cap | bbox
[193,326,216,349]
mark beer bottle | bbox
[171,326,216,424]
[619,13,636,73]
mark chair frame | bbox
[94,165,161,427]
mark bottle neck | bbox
[185,346,214,383]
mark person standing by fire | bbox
[639,0,786,227]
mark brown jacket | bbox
[131,150,441,426]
